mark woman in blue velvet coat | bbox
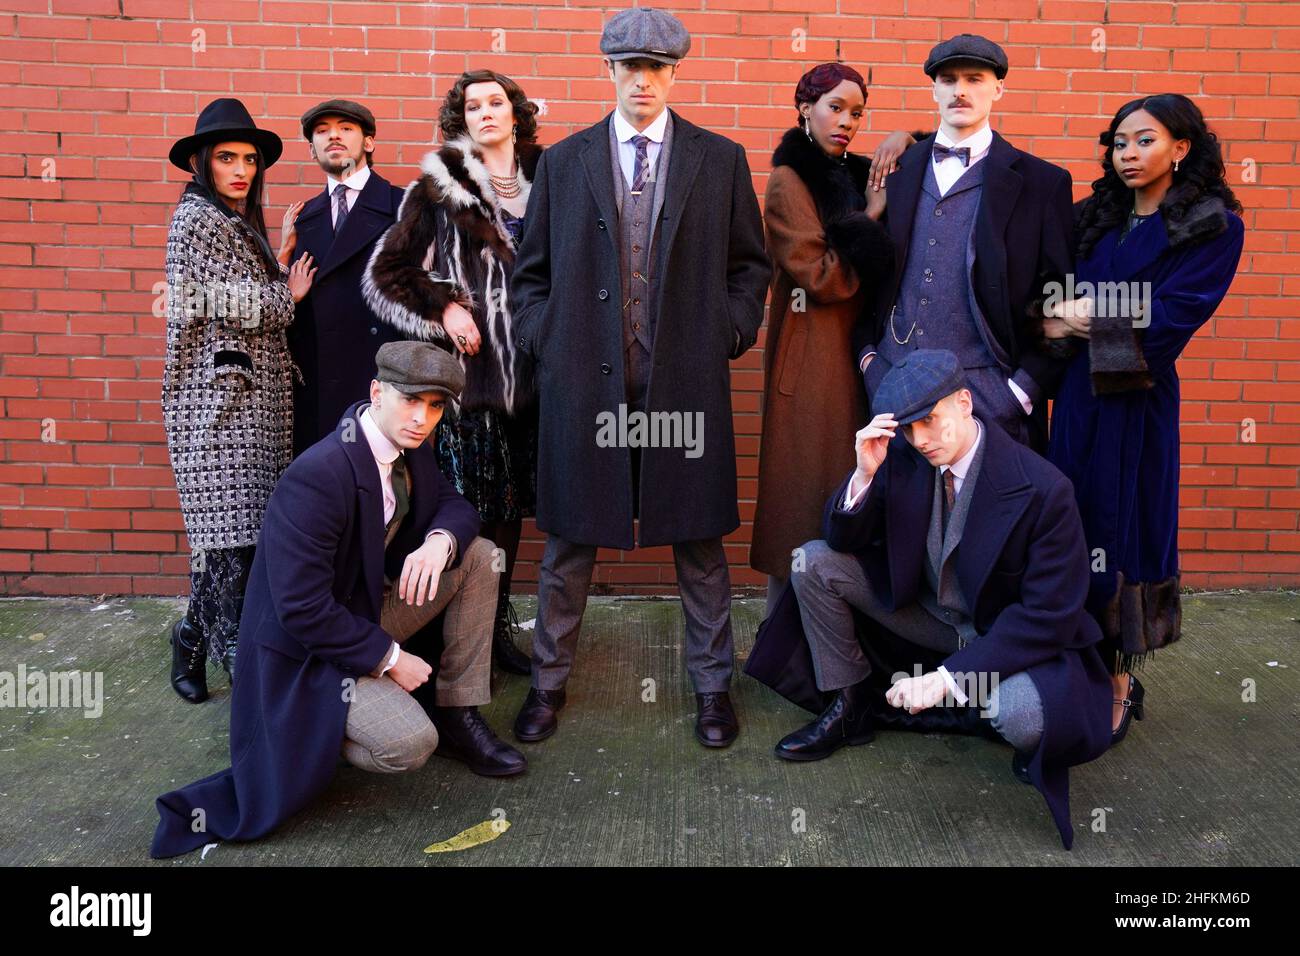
[1042,93,1244,744]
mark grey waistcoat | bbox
[608,115,673,360]
[881,160,1008,371]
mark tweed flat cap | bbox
[873,350,968,425]
[374,341,464,398]
[924,33,1009,80]
[600,7,690,65]
[301,99,376,140]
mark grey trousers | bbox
[532,533,734,693]
[341,535,498,774]
[791,539,1043,752]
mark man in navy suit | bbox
[770,350,1112,849]
[282,99,408,456]
[151,342,524,859]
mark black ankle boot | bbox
[169,617,208,703]
[774,678,875,761]
[491,598,532,676]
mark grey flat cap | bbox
[600,7,691,65]
[374,341,464,398]
[924,33,1009,79]
[872,350,968,425]
[301,99,376,140]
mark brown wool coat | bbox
[751,162,888,578]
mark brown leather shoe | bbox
[695,692,739,748]
[513,687,566,743]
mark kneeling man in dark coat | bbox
[772,349,1112,849]
[151,341,524,859]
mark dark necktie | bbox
[630,134,651,195]
[387,454,410,536]
[942,469,956,534]
[932,143,971,167]
[332,182,349,235]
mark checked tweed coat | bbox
[161,187,297,552]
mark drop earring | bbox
[803,115,812,143]
[1173,159,1180,173]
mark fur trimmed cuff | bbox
[1088,306,1153,395]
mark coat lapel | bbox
[580,116,621,253]
[887,133,931,257]
[972,133,1022,341]
[954,422,1033,607]
[654,109,704,263]
[336,402,386,611]
[317,172,397,281]
[885,442,932,608]
[293,189,334,263]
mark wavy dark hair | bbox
[1076,93,1242,259]
[182,141,280,278]
[794,62,868,123]
[438,69,539,145]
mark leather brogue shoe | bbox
[695,692,739,748]
[513,686,566,743]
[431,705,527,777]
[775,679,874,761]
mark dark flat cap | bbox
[924,33,1008,80]
[301,99,376,140]
[374,341,464,398]
[873,350,968,425]
[600,7,690,65]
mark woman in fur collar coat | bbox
[750,63,912,609]
[1043,94,1244,743]
[364,70,541,674]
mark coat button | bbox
[935,208,943,217]
[370,327,377,334]
[600,363,611,375]
[598,218,606,230]
[928,238,937,246]
[598,289,609,300]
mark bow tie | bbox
[932,143,972,166]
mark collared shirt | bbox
[326,164,371,227]
[931,122,993,197]
[612,107,668,190]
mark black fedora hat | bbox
[169,97,284,173]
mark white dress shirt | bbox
[612,107,668,189]
[326,164,371,227]
[841,419,985,704]
[359,406,455,675]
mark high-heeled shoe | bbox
[1110,674,1145,745]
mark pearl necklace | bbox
[489,166,521,198]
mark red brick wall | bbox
[1,0,1297,597]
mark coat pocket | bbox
[206,349,255,428]
[775,318,807,397]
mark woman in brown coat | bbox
[751,64,909,612]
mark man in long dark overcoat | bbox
[283,99,407,455]
[508,7,770,747]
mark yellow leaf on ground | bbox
[423,818,510,853]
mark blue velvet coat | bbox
[1047,204,1244,658]
[150,401,480,858]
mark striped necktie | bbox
[630,134,651,195]
[332,182,349,235]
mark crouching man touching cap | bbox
[758,349,1111,849]
[151,341,524,859]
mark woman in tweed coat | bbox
[163,99,315,702]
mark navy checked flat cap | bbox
[924,33,1009,80]
[600,7,691,65]
[375,341,464,398]
[873,350,968,425]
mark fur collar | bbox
[771,125,871,221]
[418,135,542,249]
[1160,184,1230,250]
